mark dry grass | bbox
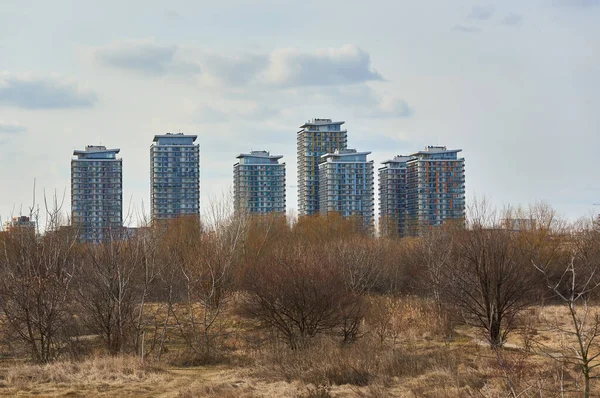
[0,356,171,396]
[2,302,600,397]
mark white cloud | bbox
[201,53,268,85]
[196,101,281,123]
[93,41,201,76]
[298,85,413,119]
[0,73,97,109]
[197,45,384,88]
[372,96,413,118]
[262,45,383,87]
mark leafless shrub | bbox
[75,238,141,355]
[239,242,364,349]
[443,201,536,348]
[171,212,246,362]
[533,218,600,398]
[0,194,78,362]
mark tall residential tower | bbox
[318,149,375,232]
[406,146,465,233]
[71,145,123,242]
[378,156,412,238]
[297,119,347,216]
[150,133,200,221]
[233,151,286,215]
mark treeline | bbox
[0,202,599,370]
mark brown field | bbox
[0,300,596,397]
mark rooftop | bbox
[73,145,120,157]
[153,133,198,142]
[299,118,345,128]
[382,155,412,164]
[321,148,372,159]
[408,146,462,158]
[236,150,283,160]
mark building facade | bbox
[500,218,537,231]
[318,149,375,231]
[150,133,200,221]
[406,146,465,233]
[3,216,36,233]
[233,151,286,215]
[71,145,123,242]
[297,119,348,216]
[378,156,412,238]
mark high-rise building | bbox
[297,119,348,216]
[378,156,412,238]
[233,150,286,215]
[318,149,375,232]
[406,146,465,233]
[71,145,123,242]
[150,133,200,221]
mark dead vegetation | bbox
[0,204,599,396]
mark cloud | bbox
[262,45,383,87]
[452,25,482,33]
[196,102,281,123]
[555,0,599,7]
[468,5,495,20]
[202,53,268,85]
[300,85,413,119]
[94,43,382,88]
[502,13,523,26]
[0,121,26,134]
[369,97,414,118]
[0,73,98,109]
[93,41,201,76]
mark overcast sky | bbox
[1,0,599,226]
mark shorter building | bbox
[406,146,465,234]
[233,151,286,215]
[378,156,412,238]
[72,145,123,242]
[318,149,374,232]
[501,218,537,232]
[3,216,36,233]
[150,133,200,221]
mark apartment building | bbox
[318,149,375,232]
[297,118,348,216]
[71,145,123,242]
[150,133,200,221]
[378,156,412,237]
[406,146,465,233]
[233,150,286,215]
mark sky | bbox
[0,0,599,227]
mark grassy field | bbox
[0,300,597,397]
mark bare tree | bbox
[75,234,145,355]
[417,225,456,323]
[240,240,363,350]
[328,237,381,343]
[159,196,248,361]
[533,219,600,398]
[0,193,78,362]
[174,213,246,360]
[444,202,535,347]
